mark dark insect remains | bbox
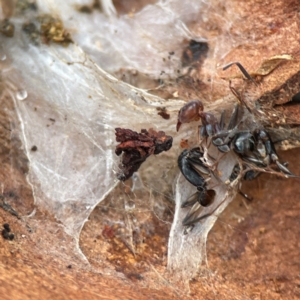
[176,63,299,231]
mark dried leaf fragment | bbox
[251,54,293,76]
[115,128,173,181]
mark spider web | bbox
[0,0,244,286]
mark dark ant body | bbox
[178,147,216,227]
[211,104,296,177]
[178,148,215,207]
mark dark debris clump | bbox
[115,128,173,181]
[22,22,40,44]
[2,223,14,240]
[39,15,73,46]
[181,40,209,67]
[157,107,170,120]
[22,14,73,46]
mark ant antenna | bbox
[229,80,252,113]
[223,61,257,86]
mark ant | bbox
[176,62,298,230]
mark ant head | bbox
[176,100,204,131]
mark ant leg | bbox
[258,130,299,177]
[223,61,256,85]
[181,192,198,208]
[182,207,216,227]
[229,81,253,113]
[219,127,240,147]
[183,187,235,227]
[227,103,239,130]
[182,202,203,227]
[198,125,208,149]
[275,160,300,177]
[182,187,253,229]
[198,124,215,151]
[219,109,225,130]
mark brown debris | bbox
[0,19,15,37]
[157,107,170,120]
[115,128,173,181]
[179,139,190,149]
[102,225,115,239]
[39,15,73,46]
